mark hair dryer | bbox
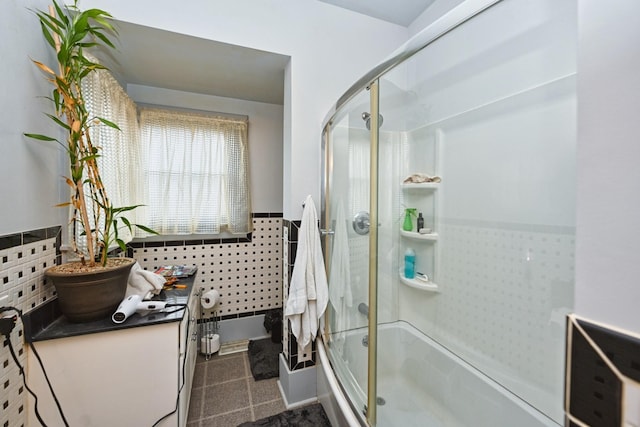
[112,294,170,324]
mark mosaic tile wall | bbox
[130,214,283,319]
[0,226,60,427]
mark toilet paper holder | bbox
[200,315,219,360]
[201,289,220,310]
[198,287,221,359]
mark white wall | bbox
[85,0,409,219]
[575,0,640,333]
[127,84,284,213]
[0,0,65,235]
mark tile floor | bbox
[187,351,287,427]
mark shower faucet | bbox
[361,112,384,130]
[358,302,369,318]
[353,211,370,235]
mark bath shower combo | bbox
[316,0,576,426]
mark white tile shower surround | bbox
[0,237,58,427]
[133,217,283,317]
[434,223,574,391]
[339,219,574,421]
[392,221,574,421]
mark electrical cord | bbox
[162,303,189,316]
[152,304,191,427]
[0,306,70,427]
[2,301,190,427]
[30,341,70,427]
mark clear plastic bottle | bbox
[404,248,416,279]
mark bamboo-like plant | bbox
[25,0,154,267]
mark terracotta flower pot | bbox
[45,257,135,323]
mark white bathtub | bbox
[317,321,560,427]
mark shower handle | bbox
[353,211,370,235]
[320,229,335,236]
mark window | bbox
[139,108,252,236]
[82,66,252,246]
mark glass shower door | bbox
[375,0,576,423]
[321,0,574,425]
[323,87,373,425]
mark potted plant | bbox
[25,0,155,322]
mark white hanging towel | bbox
[285,195,329,361]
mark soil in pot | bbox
[45,257,135,323]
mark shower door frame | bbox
[366,80,380,426]
[320,86,376,425]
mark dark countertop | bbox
[24,275,198,343]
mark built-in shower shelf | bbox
[399,273,439,292]
[401,182,440,190]
[400,230,438,241]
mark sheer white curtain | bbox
[139,107,252,235]
[78,63,142,253]
[349,131,370,217]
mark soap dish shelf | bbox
[400,230,438,241]
[399,273,439,292]
[401,182,440,190]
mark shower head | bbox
[361,112,383,130]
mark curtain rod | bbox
[136,102,249,122]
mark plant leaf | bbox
[32,60,56,76]
[24,133,57,141]
[116,238,127,251]
[111,204,144,214]
[135,224,159,235]
[44,113,71,130]
[52,0,69,27]
[96,117,120,130]
[121,216,131,229]
[38,22,57,50]
[91,29,115,49]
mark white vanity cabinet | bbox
[178,288,199,426]
[26,286,200,427]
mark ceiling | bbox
[96,21,290,105]
[317,0,435,26]
[97,1,434,106]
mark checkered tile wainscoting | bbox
[0,226,61,427]
[130,215,283,318]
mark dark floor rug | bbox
[247,337,282,380]
[237,403,331,427]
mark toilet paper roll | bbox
[201,289,220,309]
[201,334,220,354]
